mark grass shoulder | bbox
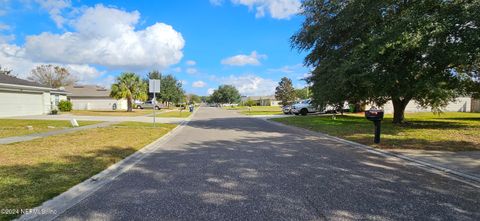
[0,119,101,138]
[0,121,176,220]
[272,112,480,151]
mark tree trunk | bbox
[127,97,133,112]
[392,98,410,124]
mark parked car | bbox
[136,100,161,110]
[291,99,319,116]
[282,105,292,114]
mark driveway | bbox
[53,107,479,220]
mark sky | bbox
[0,0,310,96]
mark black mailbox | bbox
[365,110,384,121]
[365,109,384,144]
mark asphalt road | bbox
[56,107,479,220]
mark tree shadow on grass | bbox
[0,146,137,221]
[54,118,480,220]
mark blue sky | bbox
[0,0,310,96]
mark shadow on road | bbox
[57,115,480,220]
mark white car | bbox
[291,99,319,116]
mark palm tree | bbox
[110,72,147,112]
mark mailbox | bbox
[365,109,384,144]
[365,109,384,121]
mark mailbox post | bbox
[365,109,384,144]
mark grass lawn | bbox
[272,112,480,151]
[155,110,191,118]
[0,121,176,221]
[226,106,283,115]
[0,119,101,138]
[69,109,153,116]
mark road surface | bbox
[55,107,479,220]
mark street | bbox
[55,107,479,220]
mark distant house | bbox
[367,97,478,113]
[242,95,281,106]
[64,85,127,110]
[0,74,68,117]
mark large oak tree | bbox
[292,0,480,123]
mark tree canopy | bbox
[0,65,13,76]
[295,87,310,100]
[28,64,77,88]
[145,70,185,106]
[110,72,147,112]
[292,0,480,123]
[275,77,296,105]
[210,85,241,104]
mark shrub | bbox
[58,100,73,112]
[50,109,58,115]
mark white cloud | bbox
[172,67,182,73]
[0,4,185,85]
[35,0,71,28]
[186,60,196,66]
[0,23,10,31]
[207,88,215,95]
[0,44,38,78]
[219,74,277,96]
[186,67,198,74]
[0,44,105,83]
[230,0,301,19]
[268,63,304,74]
[66,64,105,82]
[192,80,206,88]
[179,80,188,86]
[21,4,184,70]
[221,51,266,66]
[210,0,224,6]
[0,34,15,43]
[298,72,311,80]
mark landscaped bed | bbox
[69,109,153,116]
[272,112,480,151]
[226,106,283,115]
[0,122,176,221]
[0,119,101,138]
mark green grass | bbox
[0,122,176,221]
[226,106,283,115]
[0,120,101,138]
[154,110,192,118]
[272,112,480,151]
[69,109,153,116]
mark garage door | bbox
[0,91,44,117]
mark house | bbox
[367,97,478,113]
[0,74,68,117]
[242,95,281,106]
[64,85,127,110]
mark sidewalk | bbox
[0,121,116,145]
[388,149,480,179]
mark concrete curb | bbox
[16,109,198,221]
[263,118,480,189]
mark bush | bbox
[58,100,73,112]
[50,109,58,115]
